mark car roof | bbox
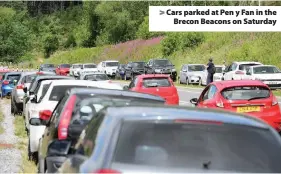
[35,75,73,80]
[49,80,123,89]
[212,80,268,90]
[233,61,262,64]
[104,105,270,129]
[5,72,21,75]
[137,74,171,78]
[251,65,276,68]
[68,88,165,101]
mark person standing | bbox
[207,58,215,85]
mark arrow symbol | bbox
[159,10,164,15]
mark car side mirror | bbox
[123,85,129,90]
[47,139,71,156]
[29,118,43,126]
[190,98,198,105]
[30,95,36,103]
[23,87,28,93]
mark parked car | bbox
[39,64,56,73]
[58,105,281,173]
[27,80,123,162]
[115,64,126,80]
[77,64,98,78]
[30,88,165,173]
[244,65,281,89]
[124,61,146,80]
[23,75,73,120]
[223,61,262,80]
[145,58,177,82]
[124,74,178,105]
[198,65,225,85]
[55,64,71,76]
[190,80,281,133]
[1,72,21,98]
[69,64,82,78]
[97,60,119,78]
[79,72,110,82]
[178,64,206,85]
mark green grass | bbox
[14,116,37,173]
[0,111,4,134]
[273,90,281,97]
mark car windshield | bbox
[85,74,109,81]
[119,64,125,68]
[106,62,119,67]
[6,74,20,82]
[239,64,260,71]
[23,74,37,83]
[42,64,54,68]
[142,78,171,87]
[73,65,82,68]
[132,62,145,68]
[188,65,205,72]
[215,67,223,73]
[60,64,70,68]
[221,86,270,100]
[113,121,281,172]
[253,66,281,74]
[71,95,164,124]
[49,85,94,101]
[154,60,173,67]
[84,64,97,68]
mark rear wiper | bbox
[146,84,158,87]
[248,96,267,101]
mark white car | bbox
[97,60,119,77]
[199,65,225,85]
[69,63,82,77]
[79,72,110,82]
[28,79,123,159]
[223,61,263,80]
[77,63,98,78]
[244,65,281,89]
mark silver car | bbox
[178,64,206,85]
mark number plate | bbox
[237,106,260,113]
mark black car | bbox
[115,64,126,80]
[145,58,177,81]
[39,64,56,72]
[124,61,146,80]
[29,88,165,173]
[58,105,281,173]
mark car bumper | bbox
[15,91,25,103]
[106,71,116,76]
[2,87,13,96]
[189,76,201,83]
[164,95,179,105]
[46,156,68,173]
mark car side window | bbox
[51,96,69,126]
[246,68,251,75]
[102,62,105,67]
[181,65,187,71]
[202,85,217,101]
[230,63,237,71]
[129,77,138,88]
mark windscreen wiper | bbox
[248,96,267,101]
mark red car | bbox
[125,74,179,105]
[55,64,71,75]
[190,80,281,132]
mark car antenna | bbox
[202,161,211,169]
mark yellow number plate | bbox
[237,106,260,113]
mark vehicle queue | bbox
[0,58,280,173]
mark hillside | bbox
[39,32,281,71]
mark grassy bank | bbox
[0,111,4,134]
[14,116,37,173]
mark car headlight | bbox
[172,68,176,72]
[155,69,161,73]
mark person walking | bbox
[207,58,215,85]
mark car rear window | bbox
[142,78,171,87]
[239,64,260,71]
[188,65,205,71]
[60,64,70,68]
[49,85,93,101]
[84,64,97,68]
[253,66,281,74]
[73,65,82,68]
[113,121,281,172]
[23,74,37,83]
[215,67,223,73]
[85,74,109,81]
[6,74,20,81]
[221,86,270,100]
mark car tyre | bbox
[11,103,14,114]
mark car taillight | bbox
[216,100,224,108]
[16,84,24,89]
[2,80,9,85]
[39,110,52,120]
[94,169,121,174]
[58,95,77,140]
[36,72,43,75]
[235,71,244,75]
[272,96,278,106]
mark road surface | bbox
[113,81,281,107]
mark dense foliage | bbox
[1,1,281,63]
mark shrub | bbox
[64,34,77,48]
[161,33,179,56]
[43,34,59,58]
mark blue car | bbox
[1,72,21,98]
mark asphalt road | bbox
[113,81,281,107]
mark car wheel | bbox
[11,102,14,114]
[186,78,189,85]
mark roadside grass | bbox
[14,116,37,173]
[273,90,281,97]
[0,111,4,134]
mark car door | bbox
[244,67,253,80]
[224,63,237,80]
[179,65,187,83]
[40,95,68,159]
[197,85,218,108]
